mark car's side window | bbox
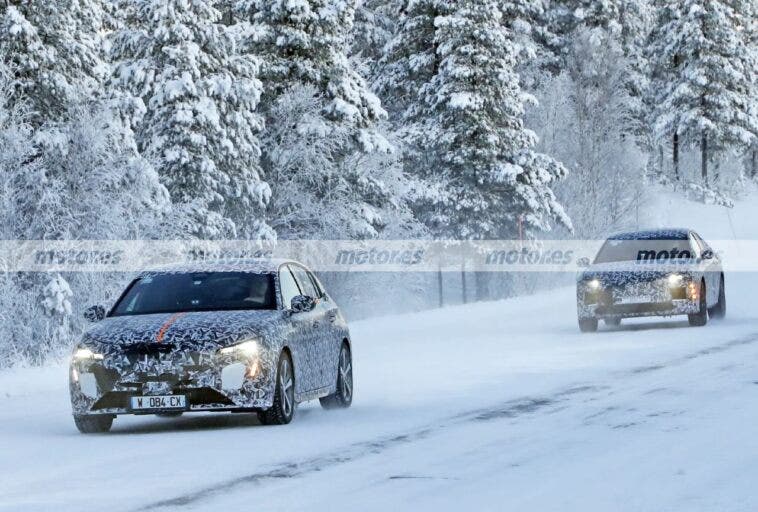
[290,265,318,299]
[279,265,301,309]
[307,271,325,298]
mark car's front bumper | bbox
[577,280,700,320]
[579,299,699,319]
[69,353,275,416]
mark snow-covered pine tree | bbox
[235,0,407,239]
[497,0,553,63]
[350,0,403,79]
[648,0,757,186]
[373,0,450,234]
[112,0,272,239]
[261,84,417,239]
[542,0,622,64]
[375,0,442,122]
[617,0,652,141]
[241,0,386,151]
[735,0,757,179]
[399,0,570,239]
[0,1,106,125]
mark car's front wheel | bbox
[579,318,598,333]
[73,414,113,434]
[688,281,708,327]
[258,351,295,425]
[320,342,353,410]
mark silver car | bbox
[577,229,725,332]
[69,260,354,433]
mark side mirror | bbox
[84,305,106,322]
[701,250,714,260]
[577,257,591,268]
[290,295,316,313]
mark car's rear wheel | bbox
[604,318,622,327]
[688,281,708,327]
[73,414,113,434]
[708,275,726,320]
[258,351,295,425]
[320,342,353,410]
[579,318,598,333]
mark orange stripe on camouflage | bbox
[156,313,184,343]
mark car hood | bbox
[81,310,283,354]
[579,261,694,286]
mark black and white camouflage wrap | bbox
[70,261,351,417]
[576,262,701,319]
[576,230,723,321]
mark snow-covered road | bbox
[3,269,758,511]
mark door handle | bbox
[327,311,337,323]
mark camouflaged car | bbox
[69,260,354,433]
[577,229,725,332]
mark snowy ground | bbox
[2,193,758,511]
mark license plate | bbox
[130,395,186,411]
[616,295,655,304]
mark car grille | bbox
[119,342,176,357]
[596,302,674,315]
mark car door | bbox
[289,264,332,390]
[278,264,321,394]
[307,269,342,386]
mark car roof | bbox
[139,258,305,276]
[607,228,692,241]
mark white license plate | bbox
[616,296,655,304]
[130,395,186,411]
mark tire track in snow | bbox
[627,331,758,375]
[137,391,591,511]
[138,330,758,511]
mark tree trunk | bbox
[673,132,680,182]
[701,133,708,186]
[752,148,757,179]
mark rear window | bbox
[111,272,277,316]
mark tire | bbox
[708,275,726,320]
[320,342,353,410]
[604,318,622,327]
[688,281,708,327]
[73,414,113,434]
[257,351,295,426]
[579,318,598,333]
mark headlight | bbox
[219,340,260,358]
[219,340,261,381]
[667,273,684,286]
[585,279,601,290]
[73,347,104,361]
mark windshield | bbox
[111,272,277,316]
[594,239,696,264]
